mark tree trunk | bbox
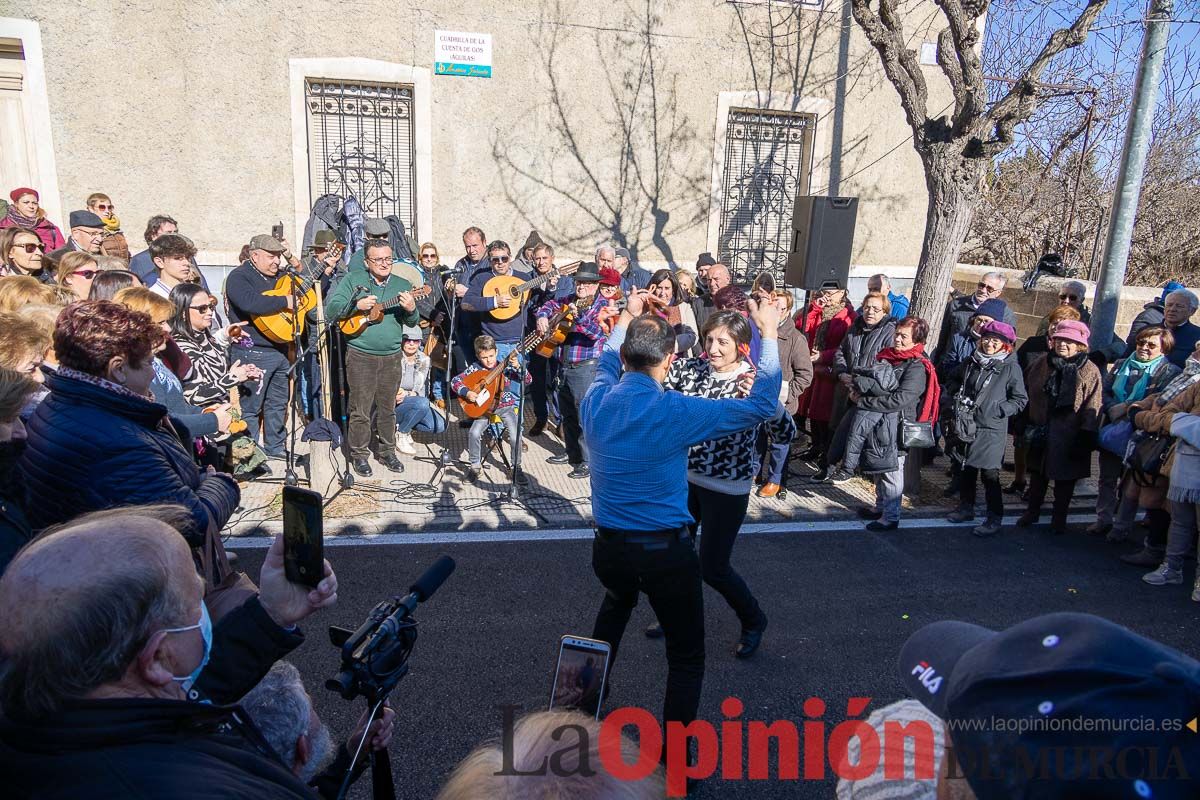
[909,151,985,347]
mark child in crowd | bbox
[451,335,531,482]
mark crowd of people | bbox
[0,187,1198,797]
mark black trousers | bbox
[344,348,403,459]
[558,360,597,465]
[689,484,763,630]
[1027,474,1078,528]
[528,353,560,424]
[591,528,705,728]
[960,465,1004,519]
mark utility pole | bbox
[1091,0,1173,349]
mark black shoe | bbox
[865,520,899,532]
[798,448,822,464]
[735,615,767,659]
[1004,481,1026,495]
[378,453,404,473]
[547,453,571,464]
[856,507,883,521]
[828,468,854,485]
[528,419,547,437]
[808,467,832,483]
[645,622,664,639]
[351,458,372,477]
[568,464,591,479]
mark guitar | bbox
[457,306,575,419]
[251,270,322,345]
[338,286,433,336]
[482,261,583,322]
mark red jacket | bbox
[1,215,66,252]
[794,301,856,422]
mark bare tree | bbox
[850,0,1111,339]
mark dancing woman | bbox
[646,309,795,658]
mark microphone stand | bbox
[282,262,306,487]
[414,265,461,486]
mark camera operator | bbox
[0,506,346,799]
[241,661,396,797]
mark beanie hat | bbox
[1050,319,1090,347]
[696,252,717,268]
[1161,280,1185,303]
[973,298,1008,321]
[9,187,37,203]
[979,320,1016,344]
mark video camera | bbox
[326,555,456,703]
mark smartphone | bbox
[271,221,284,241]
[282,486,324,588]
[549,635,611,719]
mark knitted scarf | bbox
[877,343,941,422]
[1111,355,1164,404]
[1045,351,1090,412]
[813,300,846,351]
[1159,357,1200,405]
[5,206,38,228]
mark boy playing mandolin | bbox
[451,335,532,483]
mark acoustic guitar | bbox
[251,271,321,345]
[338,285,433,336]
[482,261,583,322]
[457,306,575,419]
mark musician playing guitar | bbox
[450,334,532,484]
[533,261,608,479]
[460,240,527,361]
[223,233,297,459]
[324,240,419,478]
[526,242,562,437]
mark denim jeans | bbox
[1165,500,1200,572]
[872,454,906,523]
[238,346,291,456]
[467,407,519,466]
[394,395,446,434]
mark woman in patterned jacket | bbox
[644,310,795,659]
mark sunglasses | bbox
[14,242,45,253]
[490,255,511,264]
[420,253,437,260]
[94,204,114,211]
[977,282,1002,293]
[72,269,100,280]
[189,300,218,312]
[1059,294,1079,301]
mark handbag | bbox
[1098,419,1134,457]
[900,418,936,449]
[199,521,258,623]
[1125,430,1173,479]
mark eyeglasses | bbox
[72,269,100,280]
[15,242,45,253]
[490,255,510,265]
[977,282,1002,294]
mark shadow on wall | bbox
[491,0,709,267]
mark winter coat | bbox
[942,352,1028,470]
[835,316,897,377]
[19,370,240,541]
[1101,356,1180,421]
[1023,353,1103,481]
[841,363,900,472]
[0,440,32,577]
[0,596,349,800]
[777,321,814,416]
[936,330,978,381]
[937,293,1017,350]
[795,301,856,422]
[852,356,929,474]
[1131,382,1200,503]
[1165,322,1200,369]
[0,215,66,253]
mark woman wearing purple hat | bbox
[1018,319,1103,535]
[942,320,1028,536]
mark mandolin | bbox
[338,285,433,336]
[482,261,583,322]
[457,305,575,418]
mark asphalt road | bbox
[232,522,1197,799]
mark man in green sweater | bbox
[326,240,419,477]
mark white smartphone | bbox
[549,635,612,719]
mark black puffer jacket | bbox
[0,440,31,576]
[854,356,929,474]
[19,370,239,540]
[942,351,1028,470]
[836,316,897,376]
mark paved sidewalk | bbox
[229,408,1097,537]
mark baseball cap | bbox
[899,612,1200,799]
[249,234,285,253]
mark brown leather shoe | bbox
[757,483,781,497]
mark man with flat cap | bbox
[46,209,105,263]
[898,611,1200,799]
[225,234,296,461]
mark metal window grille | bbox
[717,108,815,285]
[305,80,417,235]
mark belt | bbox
[564,358,597,369]
[596,526,692,547]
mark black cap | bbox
[69,210,104,229]
[696,252,717,268]
[899,612,1200,799]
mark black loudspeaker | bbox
[785,196,858,290]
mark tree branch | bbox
[850,0,930,141]
[934,0,987,134]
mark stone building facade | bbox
[1,1,949,280]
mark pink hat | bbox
[9,187,37,203]
[979,320,1017,344]
[1050,319,1090,347]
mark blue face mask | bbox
[161,602,213,693]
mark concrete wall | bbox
[13,0,948,268]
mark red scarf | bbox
[876,344,941,422]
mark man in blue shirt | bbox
[867,273,909,320]
[581,290,782,731]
